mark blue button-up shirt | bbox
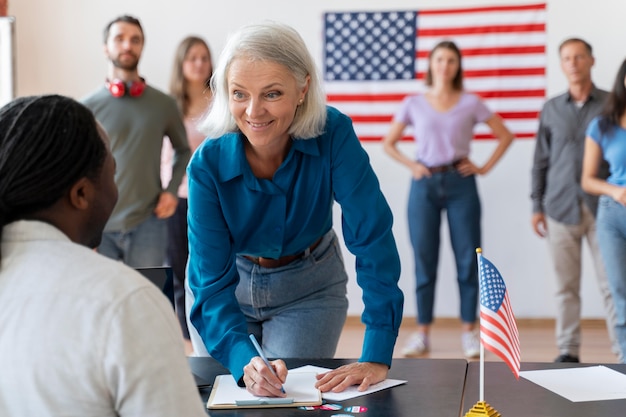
[187,107,403,382]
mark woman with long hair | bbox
[582,58,626,362]
[383,40,514,358]
[161,35,213,350]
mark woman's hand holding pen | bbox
[314,362,388,393]
[243,357,288,397]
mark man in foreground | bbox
[0,95,205,416]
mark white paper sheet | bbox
[519,365,626,402]
[209,372,320,406]
[290,365,407,401]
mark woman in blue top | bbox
[582,57,626,362]
[186,22,404,396]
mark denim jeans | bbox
[186,229,349,358]
[596,195,626,363]
[98,214,167,268]
[408,171,481,325]
[235,229,349,358]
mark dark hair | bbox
[0,95,107,259]
[558,38,593,55]
[103,15,144,44]
[425,40,464,90]
[598,58,626,135]
[169,36,212,116]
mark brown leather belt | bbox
[243,237,323,268]
[428,159,462,174]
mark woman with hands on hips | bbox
[185,22,404,396]
[383,40,513,359]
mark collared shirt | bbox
[531,86,610,224]
[0,221,206,417]
[186,106,403,383]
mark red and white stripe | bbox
[325,2,547,141]
[480,292,521,379]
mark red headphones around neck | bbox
[105,78,146,98]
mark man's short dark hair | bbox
[103,15,143,44]
[558,38,592,56]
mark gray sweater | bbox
[82,85,190,231]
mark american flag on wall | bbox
[323,3,546,141]
[478,253,521,379]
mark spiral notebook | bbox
[207,372,321,409]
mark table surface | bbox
[188,357,468,417]
[463,361,626,417]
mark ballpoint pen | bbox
[249,334,286,394]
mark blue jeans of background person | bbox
[596,195,626,363]
[98,214,167,268]
[235,229,349,358]
[408,171,481,325]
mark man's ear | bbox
[68,177,93,211]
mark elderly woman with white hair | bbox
[185,21,404,396]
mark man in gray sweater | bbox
[83,15,190,267]
[531,38,618,363]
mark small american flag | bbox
[323,3,546,141]
[479,254,521,379]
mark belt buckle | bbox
[429,161,458,174]
[245,236,322,269]
[258,257,282,268]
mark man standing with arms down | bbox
[83,15,190,267]
[531,38,618,363]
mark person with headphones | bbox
[83,15,190,268]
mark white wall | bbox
[9,0,625,319]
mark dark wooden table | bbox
[463,361,626,416]
[189,357,468,416]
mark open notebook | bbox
[207,372,321,409]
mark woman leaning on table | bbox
[185,22,404,397]
[382,40,514,359]
[581,57,626,363]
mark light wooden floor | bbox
[335,317,619,363]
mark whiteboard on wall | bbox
[0,16,15,107]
